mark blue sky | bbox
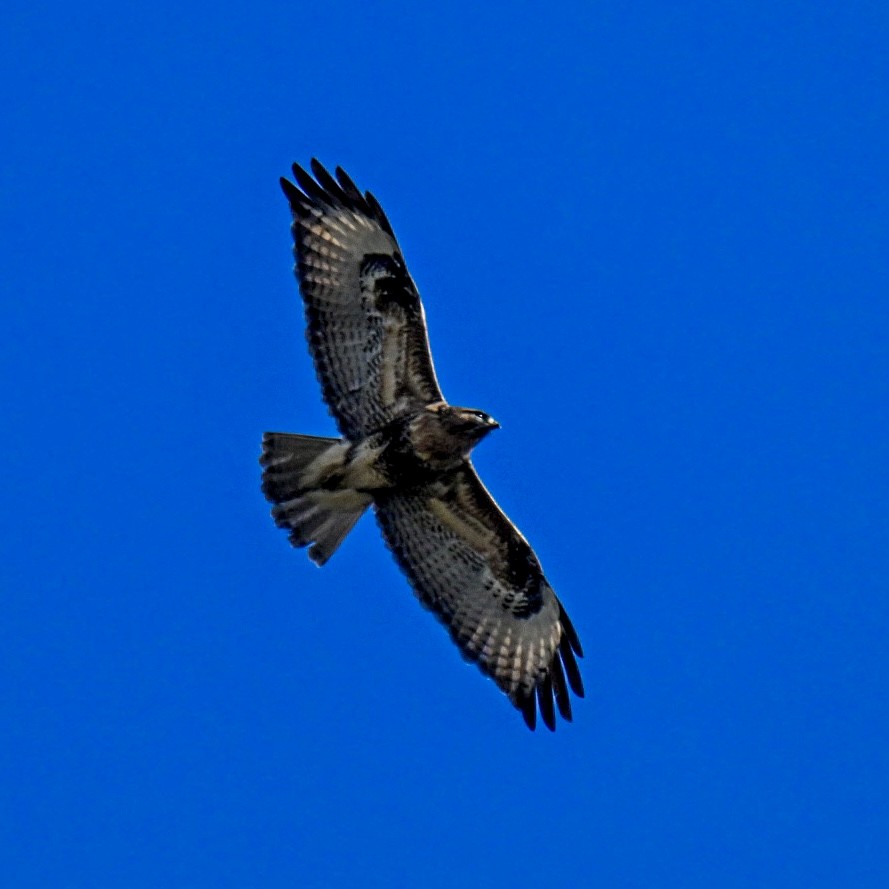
[2,1,888,886]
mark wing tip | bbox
[280,175,309,213]
[512,621,585,731]
[282,160,391,232]
[518,689,537,731]
[364,189,395,238]
[559,633,585,699]
[559,602,584,658]
[538,674,557,732]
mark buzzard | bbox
[261,160,584,730]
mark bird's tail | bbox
[260,432,371,565]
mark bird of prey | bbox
[261,160,584,730]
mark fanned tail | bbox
[260,432,370,565]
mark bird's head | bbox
[437,404,500,444]
[411,402,500,468]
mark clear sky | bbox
[2,1,888,886]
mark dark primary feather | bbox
[333,166,364,203]
[280,160,442,439]
[309,159,352,206]
[550,654,572,721]
[291,161,335,205]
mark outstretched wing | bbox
[281,160,444,439]
[374,465,584,730]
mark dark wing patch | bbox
[375,464,584,730]
[361,253,422,313]
[281,161,443,439]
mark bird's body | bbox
[261,160,584,729]
[262,404,499,563]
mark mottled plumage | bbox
[262,160,583,729]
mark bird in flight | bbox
[261,160,583,730]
